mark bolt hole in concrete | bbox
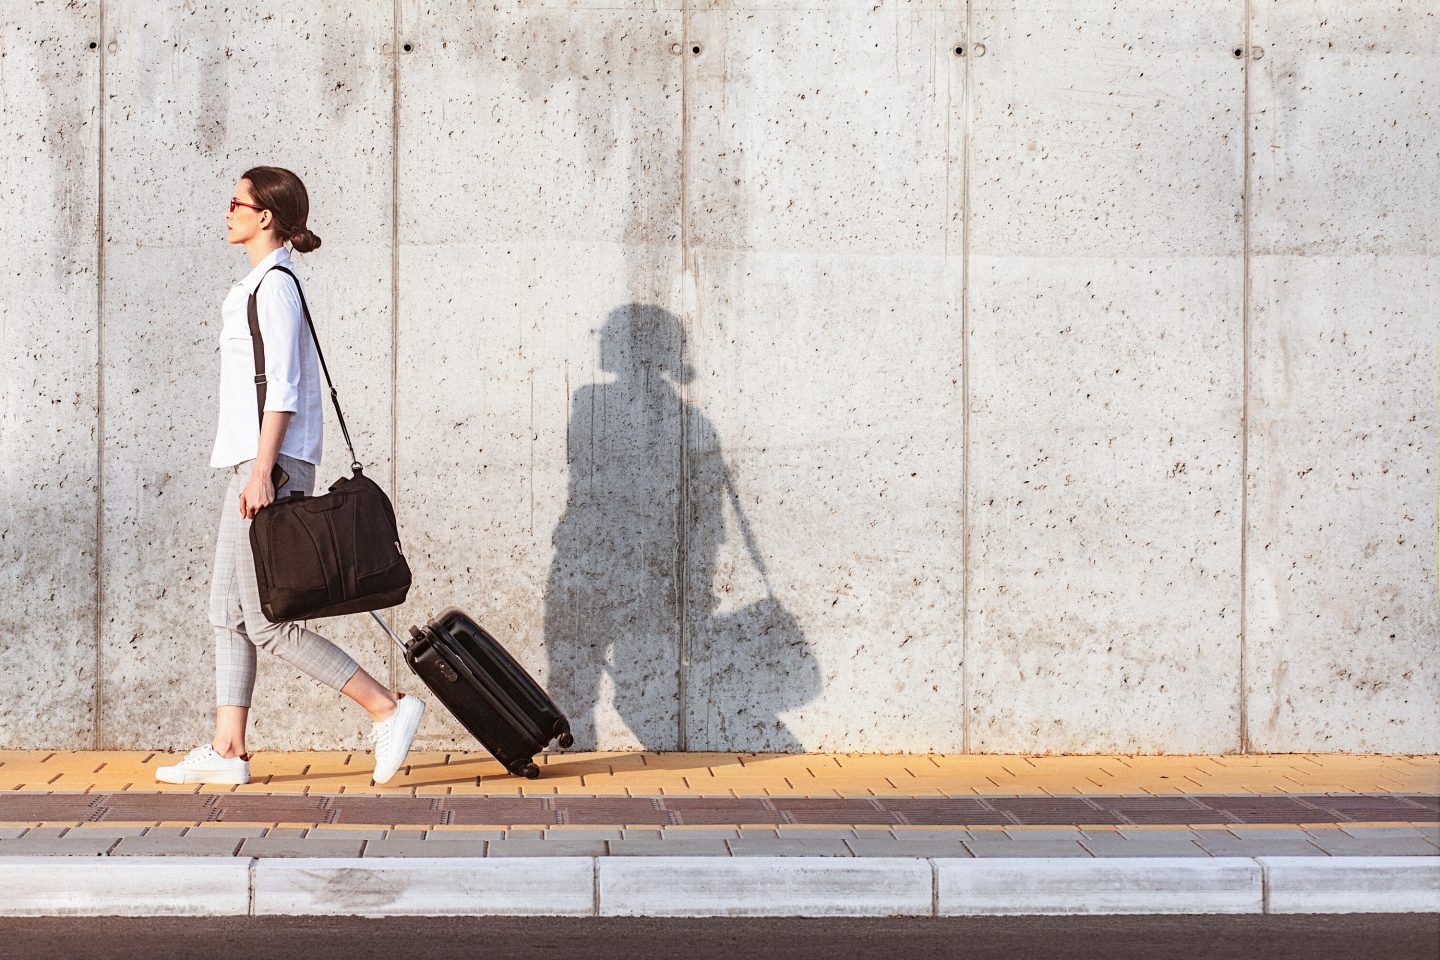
[670,42,682,55]
[403,42,413,53]
[972,43,986,57]
[1233,46,1243,58]
[691,44,702,55]
[954,44,964,56]
[88,41,97,49]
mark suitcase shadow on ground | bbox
[542,304,822,754]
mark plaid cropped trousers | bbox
[209,453,361,707]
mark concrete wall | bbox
[1,1,1434,754]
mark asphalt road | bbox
[1,915,1436,960]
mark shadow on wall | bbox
[543,304,821,752]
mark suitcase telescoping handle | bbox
[370,611,410,654]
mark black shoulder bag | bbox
[245,264,412,622]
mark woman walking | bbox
[156,166,425,786]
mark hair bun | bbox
[290,228,322,253]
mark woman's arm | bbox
[238,270,305,519]
[239,411,294,519]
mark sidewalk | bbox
[1,750,1436,917]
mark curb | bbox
[0,856,1434,918]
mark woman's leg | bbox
[341,668,400,721]
[213,705,250,759]
[211,467,258,758]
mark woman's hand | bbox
[239,471,276,519]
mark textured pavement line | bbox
[2,791,1435,829]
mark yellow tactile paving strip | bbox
[1,750,1435,798]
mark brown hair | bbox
[240,165,322,254]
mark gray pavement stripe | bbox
[363,839,486,858]
[237,838,366,858]
[607,839,731,857]
[726,839,854,857]
[111,837,243,857]
[486,839,608,857]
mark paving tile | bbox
[184,826,269,839]
[964,839,1091,858]
[1002,827,1087,840]
[486,839,607,857]
[321,796,442,824]
[607,839,732,857]
[726,839,854,857]
[437,797,557,825]
[66,826,149,838]
[846,838,972,858]
[658,828,742,840]
[1192,836,1326,857]
[617,829,664,840]
[110,836,244,857]
[1335,826,1431,840]
[96,794,218,822]
[1078,834,1211,857]
[1306,835,1440,857]
[0,838,119,856]
[408,829,504,841]
[382,829,429,840]
[885,829,976,843]
[0,827,28,839]
[263,828,309,838]
[20,827,73,839]
[773,828,860,839]
[363,839,486,858]
[541,828,623,840]
[238,837,366,858]
[1220,827,1315,840]
[305,828,388,840]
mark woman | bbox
[156,166,425,786]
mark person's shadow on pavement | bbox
[543,304,819,752]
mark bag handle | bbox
[247,263,362,472]
[719,458,775,600]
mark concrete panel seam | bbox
[959,0,974,756]
[1258,856,1270,913]
[930,857,939,918]
[676,0,695,752]
[93,0,109,752]
[1237,0,1253,754]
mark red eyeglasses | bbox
[228,197,264,214]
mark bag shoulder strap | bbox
[247,263,361,470]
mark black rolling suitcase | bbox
[370,608,573,779]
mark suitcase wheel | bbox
[556,731,574,749]
[520,762,540,780]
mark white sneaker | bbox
[369,692,426,784]
[155,745,250,785]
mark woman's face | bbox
[226,178,271,244]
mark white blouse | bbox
[209,245,324,469]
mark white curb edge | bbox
[1258,856,1440,914]
[0,856,1433,918]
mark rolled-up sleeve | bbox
[255,272,304,414]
